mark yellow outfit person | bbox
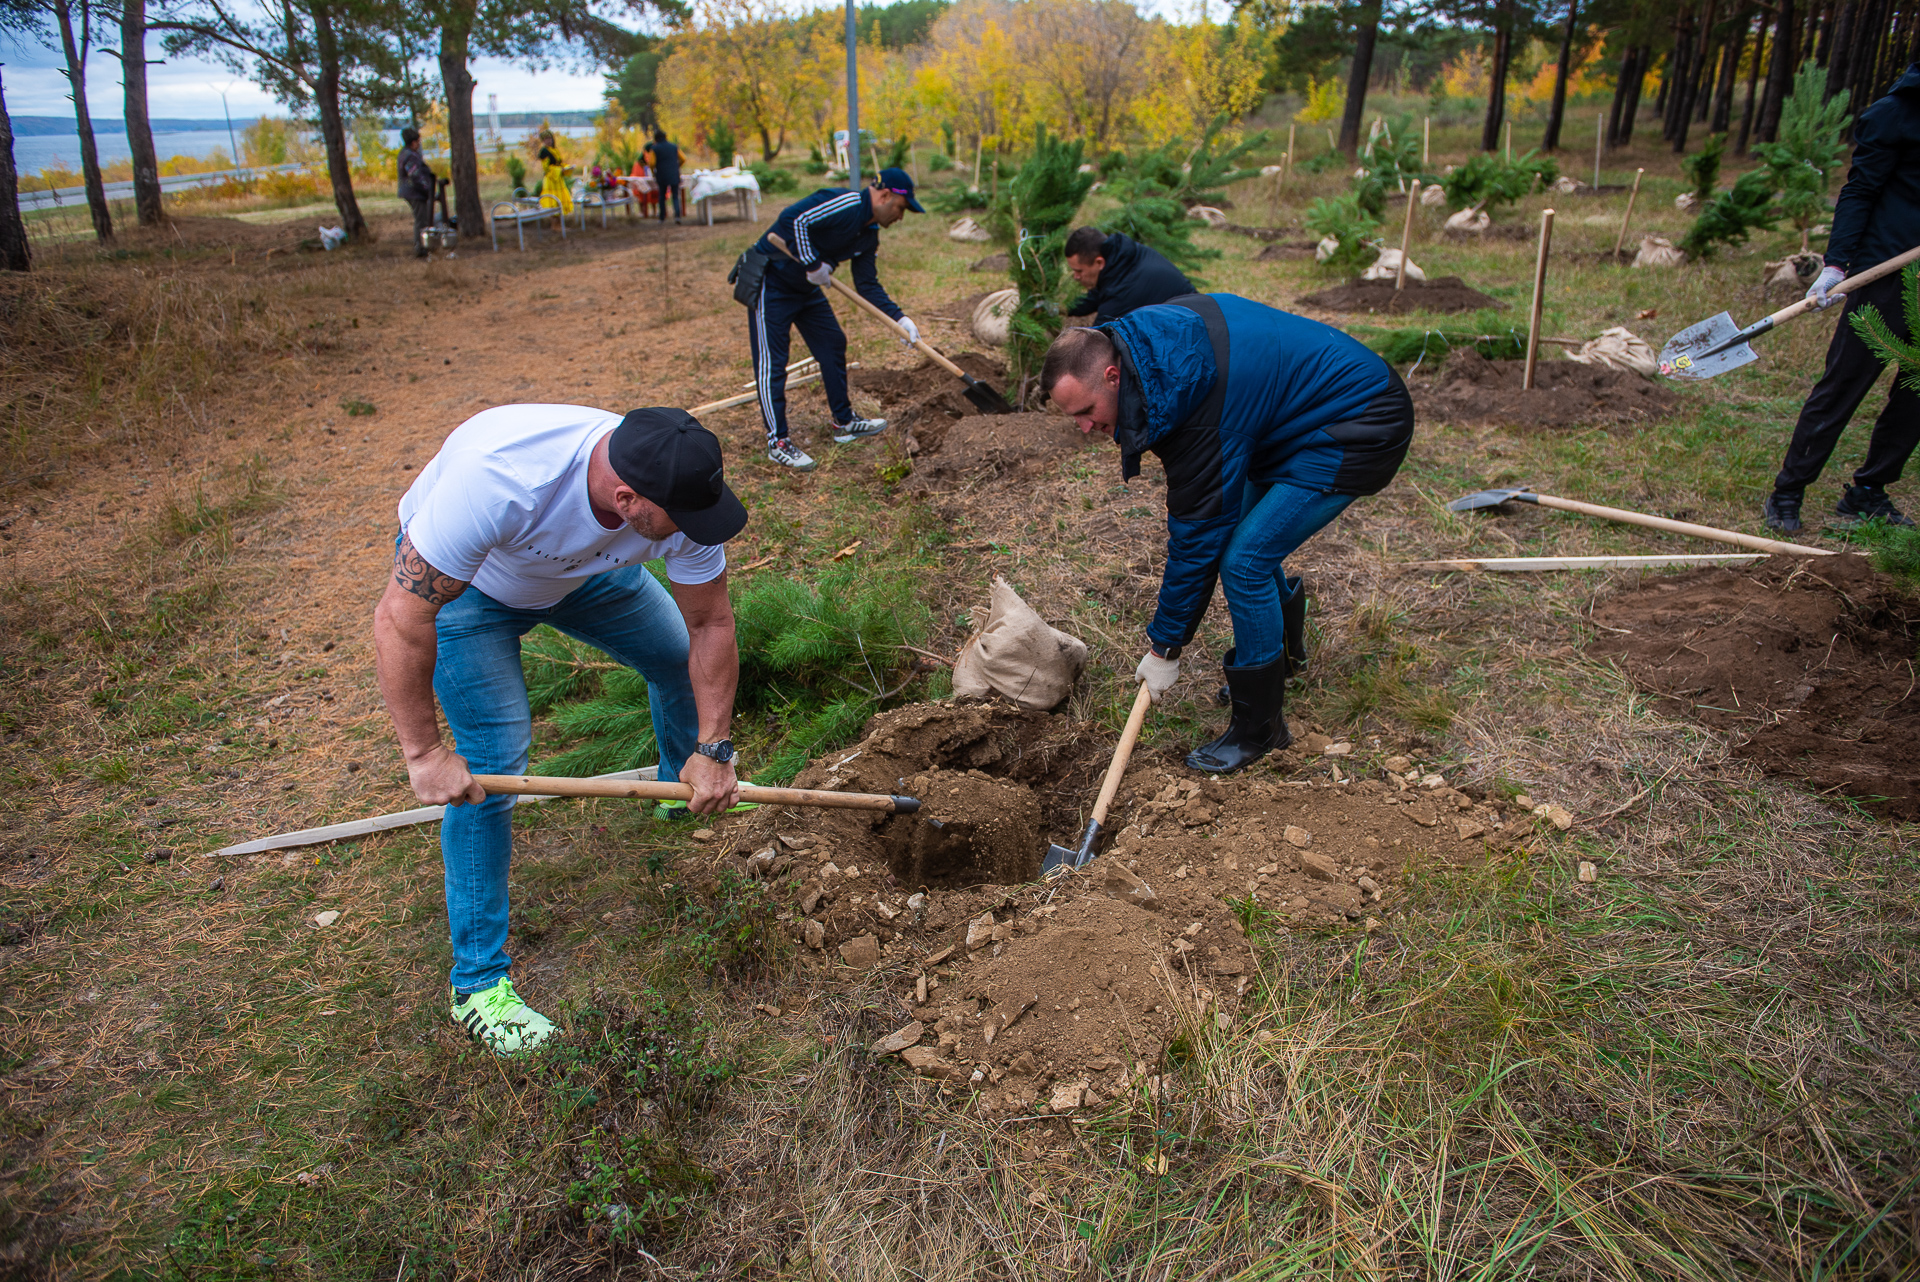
[537,139,573,214]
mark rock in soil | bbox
[1410,349,1678,429]
[1591,553,1920,817]
[1294,275,1505,315]
[704,700,1514,1106]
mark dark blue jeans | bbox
[1219,481,1355,668]
[433,564,696,993]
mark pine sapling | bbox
[1848,263,1920,394]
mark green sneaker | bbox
[449,978,555,1056]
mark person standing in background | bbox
[397,127,437,260]
[646,129,683,224]
[536,129,574,215]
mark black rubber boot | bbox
[1281,582,1309,673]
[1187,652,1292,774]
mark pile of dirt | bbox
[1225,225,1291,241]
[970,252,1010,273]
[1443,222,1539,241]
[1256,240,1323,261]
[1411,348,1679,427]
[702,701,1525,1113]
[1295,276,1505,315]
[921,292,1003,325]
[850,353,1098,488]
[1590,555,1920,817]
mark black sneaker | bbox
[1834,485,1914,527]
[1762,490,1803,535]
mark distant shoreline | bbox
[9,111,604,138]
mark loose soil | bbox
[1255,240,1323,261]
[702,701,1520,1113]
[1443,222,1541,242]
[1225,226,1292,242]
[849,353,1098,487]
[1590,554,1920,818]
[1411,348,1680,428]
[1294,276,1506,315]
[970,252,1010,273]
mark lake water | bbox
[10,124,601,182]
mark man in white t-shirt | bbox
[373,405,749,1055]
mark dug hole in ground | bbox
[700,698,1536,1115]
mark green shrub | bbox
[1681,132,1725,202]
[886,134,911,168]
[1754,61,1851,250]
[805,144,827,176]
[1359,311,1528,367]
[1848,263,1920,394]
[1360,116,1434,194]
[929,182,989,213]
[928,150,954,172]
[747,161,797,194]
[523,562,931,784]
[707,119,737,164]
[1440,150,1555,215]
[1679,167,1778,257]
[505,155,527,195]
[1303,190,1381,272]
[1001,125,1098,391]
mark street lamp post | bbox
[845,0,859,187]
[212,82,242,178]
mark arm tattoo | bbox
[392,531,468,607]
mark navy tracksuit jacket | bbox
[1102,295,1414,649]
[748,188,905,441]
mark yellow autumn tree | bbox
[1136,11,1269,141]
[656,0,832,161]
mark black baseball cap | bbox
[877,166,924,213]
[607,409,748,546]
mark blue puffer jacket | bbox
[1101,294,1410,648]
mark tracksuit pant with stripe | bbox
[748,278,855,443]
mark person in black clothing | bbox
[397,127,437,260]
[1064,227,1195,323]
[1764,62,1920,535]
[736,167,923,471]
[649,130,683,224]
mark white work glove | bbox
[805,262,833,289]
[896,315,920,348]
[1135,650,1180,703]
[1807,264,1847,309]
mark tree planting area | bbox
[1,0,1919,1277]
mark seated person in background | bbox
[1064,226,1195,324]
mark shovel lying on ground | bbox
[475,774,921,814]
[766,231,1017,415]
[1447,488,1834,556]
[1658,242,1920,380]
[1042,682,1153,876]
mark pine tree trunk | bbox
[1338,2,1382,158]
[54,0,113,242]
[1620,44,1649,143]
[1608,44,1639,145]
[1736,19,1765,152]
[1757,0,1796,142]
[1544,0,1578,150]
[1664,25,1694,139]
[120,0,163,226]
[309,0,368,242]
[1655,46,1673,116]
[1482,0,1514,152]
[1711,9,1747,131]
[0,69,30,272]
[1674,0,1718,149]
[438,1,484,242]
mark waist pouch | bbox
[729,247,769,306]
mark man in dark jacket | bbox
[397,127,437,260]
[648,130,683,223]
[1043,295,1414,773]
[1764,62,1920,534]
[1064,227,1194,322]
[743,169,923,471]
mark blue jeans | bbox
[433,563,696,993]
[1219,481,1355,669]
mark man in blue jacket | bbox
[1764,62,1920,535]
[1064,227,1194,322]
[1042,295,1414,772]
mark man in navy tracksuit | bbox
[1764,62,1920,534]
[1043,295,1414,772]
[744,169,923,471]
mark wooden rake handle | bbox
[1522,493,1833,557]
[764,231,971,382]
[473,774,920,813]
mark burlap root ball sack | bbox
[951,576,1088,710]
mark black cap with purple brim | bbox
[877,166,924,213]
[607,408,749,546]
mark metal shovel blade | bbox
[1446,488,1535,513]
[1041,818,1103,877]
[1657,311,1759,380]
[962,375,1017,415]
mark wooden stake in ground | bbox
[1523,207,1556,391]
[973,136,983,188]
[1594,112,1603,189]
[1396,181,1420,291]
[1505,119,1512,161]
[1286,123,1295,181]
[1612,168,1644,257]
[1423,116,1430,166]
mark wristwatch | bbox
[1149,642,1183,660]
[694,739,736,765]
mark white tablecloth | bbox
[686,169,763,205]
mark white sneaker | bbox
[767,438,817,471]
[831,416,889,444]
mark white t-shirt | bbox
[398,404,727,609]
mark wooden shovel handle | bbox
[1089,683,1155,827]
[1526,493,1834,556]
[1757,242,1920,329]
[765,232,971,381]
[473,774,917,813]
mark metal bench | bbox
[576,188,635,229]
[489,197,567,252]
